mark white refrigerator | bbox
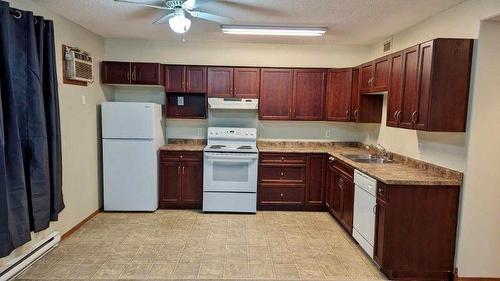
[101,102,164,211]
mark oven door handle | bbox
[206,157,256,163]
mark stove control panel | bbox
[207,127,257,140]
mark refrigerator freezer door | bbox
[101,102,160,139]
[103,139,158,211]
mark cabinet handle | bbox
[177,165,181,174]
[281,157,284,161]
[127,72,130,81]
[411,111,418,125]
[280,171,284,177]
[346,110,350,118]
[353,109,359,120]
[180,155,183,159]
[280,193,284,198]
[328,156,335,162]
[373,205,377,214]
[396,110,402,123]
[132,66,136,81]
[393,111,398,122]
[182,165,185,174]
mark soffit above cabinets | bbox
[39,0,464,45]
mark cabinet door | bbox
[387,52,404,127]
[185,66,207,93]
[415,40,434,131]
[207,67,233,97]
[325,68,352,121]
[341,177,355,232]
[292,69,326,120]
[359,63,373,93]
[165,65,185,92]
[400,45,420,129]
[180,161,203,206]
[306,155,326,206]
[102,61,131,84]
[372,56,389,92]
[233,68,260,98]
[132,63,162,85]
[159,161,181,207]
[373,198,387,266]
[351,68,360,122]
[259,68,293,120]
[331,171,343,219]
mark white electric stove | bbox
[203,127,258,213]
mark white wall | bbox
[1,0,109,267]
[455,19,500,278]
[108,39,371,141]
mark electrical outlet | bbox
[177,96,184,106]
[81,95,86,105]
[325,129,333,138]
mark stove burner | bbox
[209,145,226,149]
[237,145,252,149]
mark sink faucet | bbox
[376,144,390,160]
[367,143,390,159]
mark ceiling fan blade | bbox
[182,0,212,10]
[114,0,170,10]
[187,10,231,23]
[153,12,176,24]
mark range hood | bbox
[208,98,258,110]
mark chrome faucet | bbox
[376,144,390,160]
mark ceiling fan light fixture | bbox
[221,25,327,36]
[169,14,191,33]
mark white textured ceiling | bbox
[39,0,465,45]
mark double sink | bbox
[341,153,394,164]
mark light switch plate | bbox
[81,95,86,105]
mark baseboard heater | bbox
[0,232,61,281]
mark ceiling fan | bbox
[114,0,231,33]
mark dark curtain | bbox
[0,1,64,257]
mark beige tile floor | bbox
[17,210,387,280]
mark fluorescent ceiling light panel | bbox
[221,25,327,36]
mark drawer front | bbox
[260,153,306,164]
[160,151,202,162]
[259,186,304,205]
[259,165,305,184]
[333,159,354,180]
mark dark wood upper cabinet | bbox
[386,39,473,132]
[351,68,360,122]
[164,65,185,92]
[207,67,233,98]
[372,56,390,92]
[165,65,206,93]
[259,68,293,120]
[185,66,207,93]
[359,56,389,93]
[399,45,421,129]
[132,63,163,85]
[305,154,326,207]
[359,63,374,93]
[233,68,260,98]
[386,51,404,127]
[102,61,131,84]
[325,68,353,121]
[292,69,326,120]
[102,61,163,85]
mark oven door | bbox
[204,152,258,193]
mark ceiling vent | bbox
[383,39,392,54]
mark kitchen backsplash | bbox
[112,87,366,142]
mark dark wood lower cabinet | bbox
[374,183,460,281]
[159,151,203,208]
[326,156,354,233]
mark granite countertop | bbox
[159,139,206,152]
[257,141,463,186]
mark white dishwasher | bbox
[352,170,378,258]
